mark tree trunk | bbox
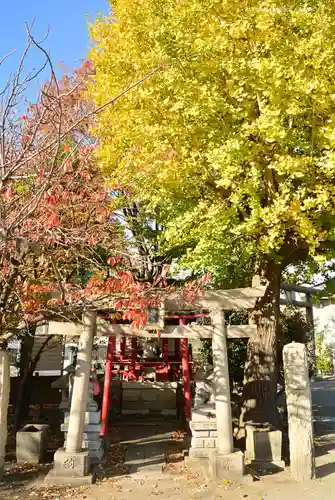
[13,333,34,434]
[242,259,281,428]
[13,332,52,434]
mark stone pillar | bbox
[66,311,96,453]
[283,342,315,481]
[207,309,244,478]
[211,309,233,455]
[46,312,97,485]
[0,351,10,480]
[306,293,316,376]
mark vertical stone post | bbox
[306,293,316,376]
[211,309,233,455]
[207,309,244,478]
[283,342,315,481]
[66,311,96,454]
[0,351,10,479]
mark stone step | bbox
[125,443,165,473]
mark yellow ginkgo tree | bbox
[89,0,335,426]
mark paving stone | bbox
[125,443,165,473]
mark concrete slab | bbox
[125,443,165,473]
[45,470,94,486]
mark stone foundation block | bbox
[140,389,158,401]
[188,448,212,458]
[16,424,49,464]
[88,447,104,463]
[45,448,93,485]
[190,421,217,431]
[123,390,142,401]
[205,438,216,448]
[192,430,210,438]
[208,449,245,479]
[82,440,103,450]
[82,432,100,441]
[191,438,204,448]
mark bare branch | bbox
[0,49,18,68]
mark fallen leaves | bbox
[171,430,186,441]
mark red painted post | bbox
[100,335,115,437]
[188,344,193,380]
[180,318,191,427]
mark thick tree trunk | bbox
[13,333,34,434]
[242,260,281,428]
[13,332,52,434]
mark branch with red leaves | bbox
[0,25,166,336]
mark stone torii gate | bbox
[38,286,265,484]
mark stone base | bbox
[88,446,105,464]
[45,470,94,486]
[208,449,245,479]
[45,448,94,486]
[121,381,178,416]
[188,448,212,458]
[250,459,285,471]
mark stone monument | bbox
[189,365,218,458]
[51,361,76,411]
[61,370,104,464]
[245,423,285,470]
[283,342,315,481]
[193,364,215,408]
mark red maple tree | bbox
[0,26,165,337]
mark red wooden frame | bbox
[100,313,195,435]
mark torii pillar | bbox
[209,308,244,478]
[46,311,96,485]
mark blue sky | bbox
[0,0,109,101]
